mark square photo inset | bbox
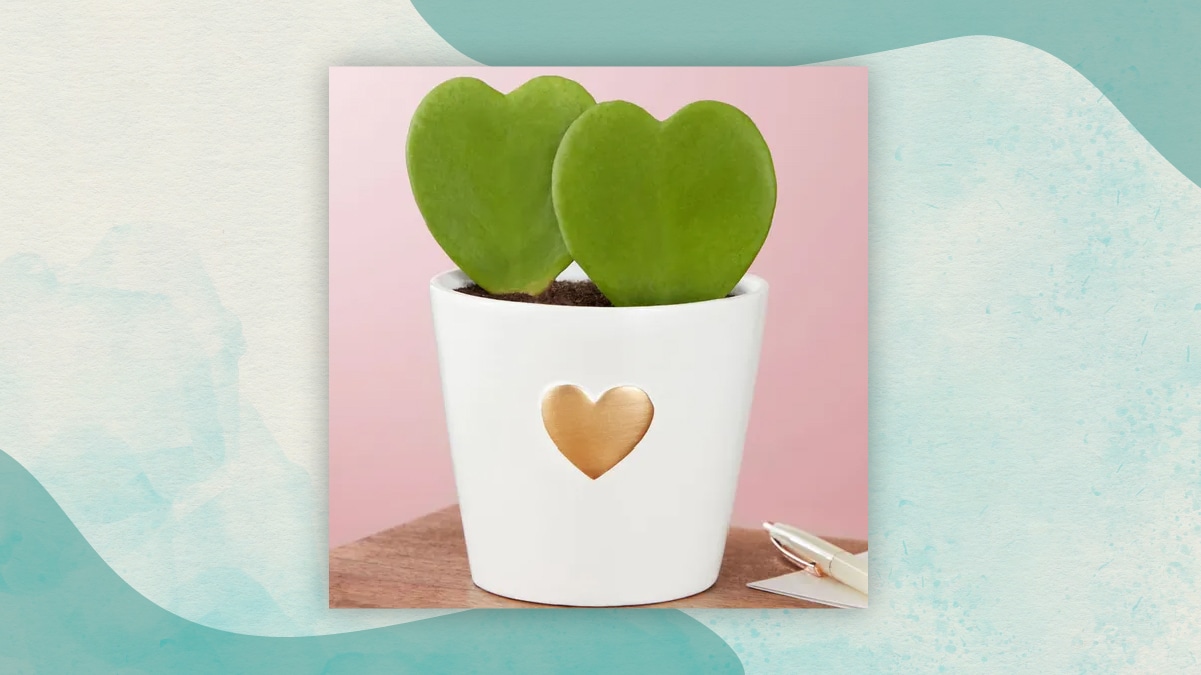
[329,66,867,608]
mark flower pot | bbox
[429,265,768,606]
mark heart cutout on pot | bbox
[541,384,654,479]
[407,76,596,294]
[552,100,777,306]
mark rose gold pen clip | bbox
[763,521,869,595]
[768,527,824,576]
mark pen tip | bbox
[762,521,775,531]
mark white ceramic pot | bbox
[429,265,768,606]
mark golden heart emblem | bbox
[541,384,654,479]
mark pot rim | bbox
[430,267,767,312]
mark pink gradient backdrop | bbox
[329,67,867,548]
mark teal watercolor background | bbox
[411,0,1201,189]
[697,37,1201,671]
[3,1,1201,673]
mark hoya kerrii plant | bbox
[406,75,776,306]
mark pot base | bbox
[470,574,719,608]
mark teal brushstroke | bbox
[0,447,743,674]
[409,0,1201,188]
[0,228,358,637]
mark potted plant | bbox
[408,75,776,606]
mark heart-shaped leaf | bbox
[407,76,596,294]
[552,100,776,306]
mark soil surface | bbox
[455,280,613,307]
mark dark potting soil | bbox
[455,280,613,307]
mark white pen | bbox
[763,522,868,596]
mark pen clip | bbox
[769,534,825,577]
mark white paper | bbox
[747,552,868,608]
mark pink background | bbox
[329,67,867,548]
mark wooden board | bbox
[329,505,866,609]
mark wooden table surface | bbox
[329,505,866,609]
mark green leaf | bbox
[552,100,776,306]
[407,76,596,294]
